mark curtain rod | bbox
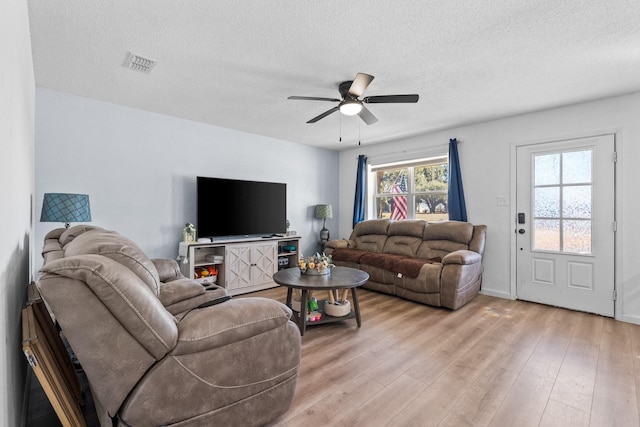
[359,140,458,162]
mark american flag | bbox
[390,172,407,220]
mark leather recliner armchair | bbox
[37,226,301,427]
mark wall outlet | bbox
[497,197,509,206]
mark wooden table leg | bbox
[299,289,309,336]
[285,287,293,307]
[351,287,362,327]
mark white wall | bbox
[34,88,340,272]
[339,92,640,323]
[0,0,35,425]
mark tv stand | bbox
[178,235,301,295]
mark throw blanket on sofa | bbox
[331,248,369,263]
[332,248,441,278]
[393,257,442,278]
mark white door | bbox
[516,135,615,316]
[225,244,252,290]
[251,242,278,286]
[225,242,277,290]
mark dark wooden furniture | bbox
[22,283,86,427]
[272,266,369,335]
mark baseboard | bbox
[479,289,514,300]
[20,368,32,427]
[621,314,640,325]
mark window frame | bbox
[367,153,449,221]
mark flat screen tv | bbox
[197,176,287,239]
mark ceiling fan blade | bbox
[288,96,341,102]
[363,94,419,104]
[358,106,378,125]
[348,73,375,98]
[307,106,340,123]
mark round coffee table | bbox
[272,266,369,335]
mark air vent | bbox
[123,52,157,74]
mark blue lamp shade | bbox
[40,193,91,228]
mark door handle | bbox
[518,229,526,234]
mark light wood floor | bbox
[28,288,640,426]
[245,287,640,427]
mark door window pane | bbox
[563,186,592,219]
[534,219,560,251]
[534,154,560,186]
[531,148,593,254]
[563,220,592,253]
[563,150,592,184]
[534,187,560,217]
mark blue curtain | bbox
[353,155,367,228]
[448,138,467,222]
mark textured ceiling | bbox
[28,1,640,151]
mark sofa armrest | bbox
[158,277,204,305]
[442,250,482,265]
[172,298,293,355]
[152,258,183,282]
[324,239,354,256]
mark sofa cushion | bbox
[417,221,474,259]
[331,248,369,264]
[353,234,388,254]
[359,253,406,271]
[63,229,161,295]
[42,238,65,264]
[394,257,442,278]
[388,220,426,238]
[383,235,423,257]
[351,219,390,253]
[352,218,390,236]
[59,224,102,246]
[44,227,65,241]
[423,221,474,244]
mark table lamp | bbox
[40,193,91,228]
[315,204,333,242]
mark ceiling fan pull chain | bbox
[358,121,361,146]
[339,112,342,142]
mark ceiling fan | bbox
[288,73,419,125]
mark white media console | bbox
[178,235,301,295]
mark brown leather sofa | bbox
[37,225,301,427]
[324,219,487,310]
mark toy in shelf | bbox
[194,266,218,284]
[306,296,321,322]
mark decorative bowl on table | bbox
[298,253,333,275]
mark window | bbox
[371,155,449,221]
[532,149,593,254]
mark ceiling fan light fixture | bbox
[340,100,363,116]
